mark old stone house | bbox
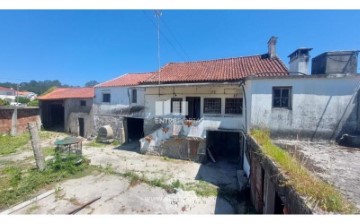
[38,87,94,138]
[93,72,153,143]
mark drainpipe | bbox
[238,79,251,178]
[240,80,247,133]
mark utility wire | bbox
[142,10,188,62]
[160,18,192,61]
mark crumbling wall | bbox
[94,113,125,143]
[248,136,314,214]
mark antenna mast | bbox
[154,10,162,85]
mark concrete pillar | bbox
[10,107,17,136]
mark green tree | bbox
[0,99,10,106]
[84,80,99,87]
[15,97,30,104]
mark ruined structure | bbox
[93,73,153,144]
[38,87,94,138]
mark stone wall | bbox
[0,107,40,135]
[248,136,314,214]
[93,113,125,143]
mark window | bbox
[80,100,86,107]
[225,98,243,114]
[102,93,111,103]
[171,98,182,114]
[131,89,137,104]
[273,87,292,109]
[204,98,221,114]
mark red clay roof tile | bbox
[96,72,154,87]
[142,55,288,84]
[37,87,94,100]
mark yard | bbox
[0,131,250,214]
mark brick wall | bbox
[0,108,13,133]
[0,107,40,135]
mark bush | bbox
[0,98,10,106]
[15,97,30,104]
[27,99,39,106]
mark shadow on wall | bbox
[334,89,360,146]
[266,88,360,141]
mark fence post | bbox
[28,122,45,171]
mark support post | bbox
[28,122,45,171]
[10,107,17,136]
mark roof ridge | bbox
[166,54,265,65]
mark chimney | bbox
[267,36,278,58]
[288,48,313,75]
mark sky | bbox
[0,10,359,86]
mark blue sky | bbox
[0,10,359,86]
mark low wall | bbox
[248,136,314,214]
[0,106,40,135]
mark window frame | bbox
[203,98,222,114]
[272,86,292,109]
[171,98,183,115]
[131,89,137,104]
[225,98,243,115]
[80,100,86,107]
[102,93,111,103]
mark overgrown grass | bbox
[0,133,29,155]
[0,153,91,210]
[85,139,122,148]
[251,129,357,214]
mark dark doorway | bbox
[78,118,85,137]
[274,192,285,214]
[206,131,241,162]
[186,97,201,120]
[43,102,65,131]
[126,117,144,143]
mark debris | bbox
[67,196,101,214]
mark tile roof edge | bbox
[164,54,267,65]
[95,73,130,87]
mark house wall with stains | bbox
[143,84,245,131]
[64,98,94,138]
[246,75,360,140]
[93,86,146,142]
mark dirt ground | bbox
[273,139,360,211]
[1,135,247,214]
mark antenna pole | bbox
[155,10,161,85]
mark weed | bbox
[251,129,357,214]
[25,203,40,214]
[171,179,183,189]
[85,140,107,148]
[112,139,121,146]
[54,185,64,200]
[0,153,90,210]
[0,133,29,155]
[69,196,82,206]
[184,181,218,197]
[42,147,55,157]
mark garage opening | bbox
[206,130,241,162]
[41,101,65,131]
[126,117,144,143]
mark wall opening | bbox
[186,97,201,120]
[78,117,85,137]
[274,191,285,214]
[42,101,64,131]
[126,117,144,143]
[206,130,241,162]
